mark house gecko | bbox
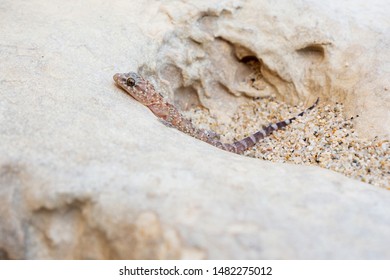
[113,71,319,154]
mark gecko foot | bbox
[202,129,220,141]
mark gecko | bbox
[113,71,319,154]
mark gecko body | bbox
[113,72,319,154]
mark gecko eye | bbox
[126,77,136,87]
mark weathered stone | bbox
[0,0,389,259]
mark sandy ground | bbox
[186,82,390,189]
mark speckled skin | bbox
[113,72,319,154]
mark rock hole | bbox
[240,55,259,63]
[232,43,258,62]
[296,44,326,61]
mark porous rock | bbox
[0,0,389,259]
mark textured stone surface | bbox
[0,0,390,259]
[153,0,390,137]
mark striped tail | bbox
[215,98,319,154]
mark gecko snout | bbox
[113,73,121,83]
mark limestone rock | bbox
[0,0,389,259]
[153,0,390,138]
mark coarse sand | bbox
[185,96,389,189]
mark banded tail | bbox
[215,98,319,154]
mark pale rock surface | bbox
[153,0,390,137]
[0,0,389,259]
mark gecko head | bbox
[113,72,156,105]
